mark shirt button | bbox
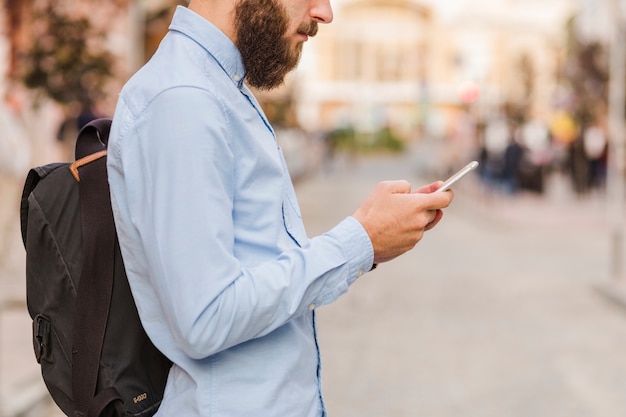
[309,304,316,311]
[233,74,241,82]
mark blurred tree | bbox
[572,41,608,126]
[562,17,609,127]
[3,0,28,80]
[503,52,535,125]
[17,0,117,108]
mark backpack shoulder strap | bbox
[75,118,112,160]
[70,118,119,417]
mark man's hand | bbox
[352,180,453,264]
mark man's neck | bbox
[188,0,237,43]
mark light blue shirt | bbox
[107,6,374,417]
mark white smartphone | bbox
[435,161,479,192]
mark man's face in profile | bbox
[234,0,318,90]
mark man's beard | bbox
[234,0,317,90]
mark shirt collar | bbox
[168,6,246,88]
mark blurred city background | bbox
[2,0,626,416]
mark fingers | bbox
[353,180,454,264]
[414,181,443,194]
[411,186,454,211]
[425,209,443,231]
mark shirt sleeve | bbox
[112,87,374,360]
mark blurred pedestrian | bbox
[516,119,552,194]
[56,103,100,161]
[107,1,454,416]
[568,132,590,196]
[502,130,524,194]
[583,124,607,191]
[479,115,509,189]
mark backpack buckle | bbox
[33,314,51,363]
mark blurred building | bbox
[284,0,578,142]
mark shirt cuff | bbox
[328,216,375,283]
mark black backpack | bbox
[20,118,172,417]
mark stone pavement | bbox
[3,147,626,416]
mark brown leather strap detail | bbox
[69,150,108,182]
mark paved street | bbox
[2,146,626,416]
[304,151,626,417]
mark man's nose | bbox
[310,0,333,24]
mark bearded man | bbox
[107,1,453,416]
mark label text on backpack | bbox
[133,393,148,404]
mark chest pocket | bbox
[278,147,308,247]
